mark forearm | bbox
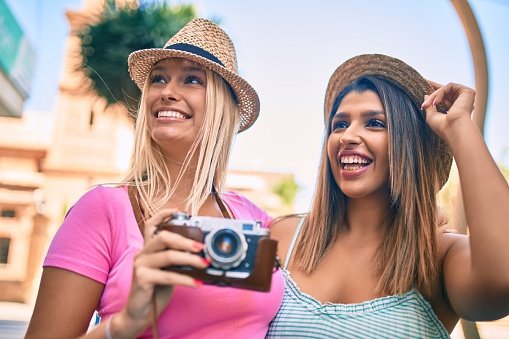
[447,120,509,283]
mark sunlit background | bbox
[7,0,509,211]
[0,0,508,338]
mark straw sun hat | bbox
[324,54,453,189]
[128,18,259,132]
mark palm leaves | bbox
[77,0,196,112]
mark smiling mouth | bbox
[340,155,372,171]
[157,111,189,119]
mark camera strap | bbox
[127,185,145,234]
[212,186,233,219]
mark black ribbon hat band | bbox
[165,43,225,67]
[165,42,238,102]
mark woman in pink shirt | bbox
[26,18,284,339]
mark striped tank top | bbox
[266,218,450,339]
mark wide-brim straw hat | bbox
[324,54,453,189]
[128,18,259,133]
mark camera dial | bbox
[204,227,248,270]
[169,211,191,221]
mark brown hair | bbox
[294,76,441,299]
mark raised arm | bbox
[423,81,509,320]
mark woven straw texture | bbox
[128,18,260,132]
[324,54,452,189]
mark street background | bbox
[6,0,509,211]
[1,0,509,338]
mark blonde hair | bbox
[120,67,240,216]
[294,76,441,299]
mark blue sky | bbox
[6,0,509,210]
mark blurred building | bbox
[0,0,295,304]
[0,0,35,118]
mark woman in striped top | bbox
[267,54,509,338]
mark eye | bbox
[150,74,166,84]
[332,120,349,131]
[185,75,204,85]
[366,119,386,128]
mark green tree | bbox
[272,176,300,208]
[77,0,197,112]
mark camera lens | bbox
[204,228,247,270]
[213,230,238,256]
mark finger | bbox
[143,208,181,241]
[422,80,446,110]
[135,249,210,270]
[143,230,204,254]
[444,83,476,113]
[421,94,442,113]
[422,82,460,110]
[133,266,203,288]
[427,80,444,91]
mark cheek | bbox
[189,93,207,124]
[327,135,343,177]
[327,135,338,162]
[192,89,207,107]
[144,90,159,110]
[197,100,207,119]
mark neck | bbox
[345,194,390,235]
[162,189,226,218]
[159,154,198,205]
[161,155,221,215]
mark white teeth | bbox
[344,164,364,171]
[158,111,187,119]
[340,155,370,164]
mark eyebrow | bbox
[150,65,206,74]
[183,66,206,74]
[333,110,386,119]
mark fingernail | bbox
[194,279,204,287]
[420,103,424,110]
[192,242,204,251]
[201,258,211,266]
[432,99,436,107]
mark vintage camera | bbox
[156,212,278,292]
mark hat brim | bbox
[128,48,260,133]
[324,54,452,189]
[324,54,447,118]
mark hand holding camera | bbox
[155,212,279,292]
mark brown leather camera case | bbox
[160,225,278,292]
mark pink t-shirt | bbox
[44,185,284,338]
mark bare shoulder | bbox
[269,214,303,241]
[269,214,304,268]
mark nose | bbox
[160,80,181,102]
[340,124,362,146]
